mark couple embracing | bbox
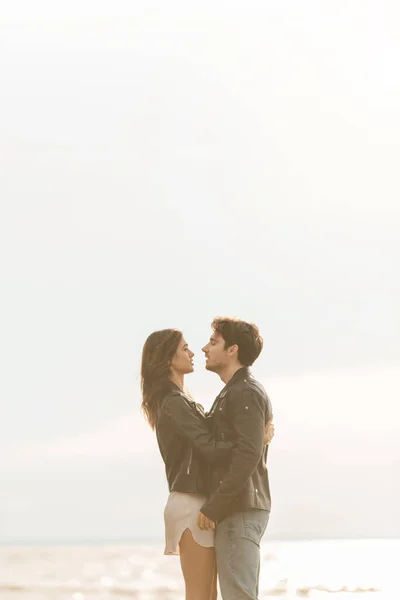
[141,317,274,600]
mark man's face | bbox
[202,331,231,373]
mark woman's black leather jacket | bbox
[155,384,233,495]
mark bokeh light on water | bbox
[0,539,397,599]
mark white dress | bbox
[164,491,215,555]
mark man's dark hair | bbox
[211,317,263,366]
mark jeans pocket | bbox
[242,510,269,543]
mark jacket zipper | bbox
[187,448,193,475]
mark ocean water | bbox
[0,539,397,599]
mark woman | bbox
[141,329,274,600]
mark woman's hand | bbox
[264,419,275,445]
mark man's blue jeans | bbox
[215,509,270,600]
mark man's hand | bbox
[197,511,215,531]
[264,419,275,445]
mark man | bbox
[197,317,273,600]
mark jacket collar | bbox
[219,366,251,398]
[168,381,187,397]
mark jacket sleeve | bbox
[200,388,266,522]
[163,393,233,463]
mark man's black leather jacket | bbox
[155,383,233,495]
[200,367,273,524]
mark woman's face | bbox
[170,336,195,375]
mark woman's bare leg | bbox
[179,528,217,600]
[211,559,218,600]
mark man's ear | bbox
[229,344,239,355]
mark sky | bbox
[0,0,399,542]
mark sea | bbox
[0,539,398,599]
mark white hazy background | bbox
[0,0,399,543]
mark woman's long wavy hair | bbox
[141,328,183,430]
